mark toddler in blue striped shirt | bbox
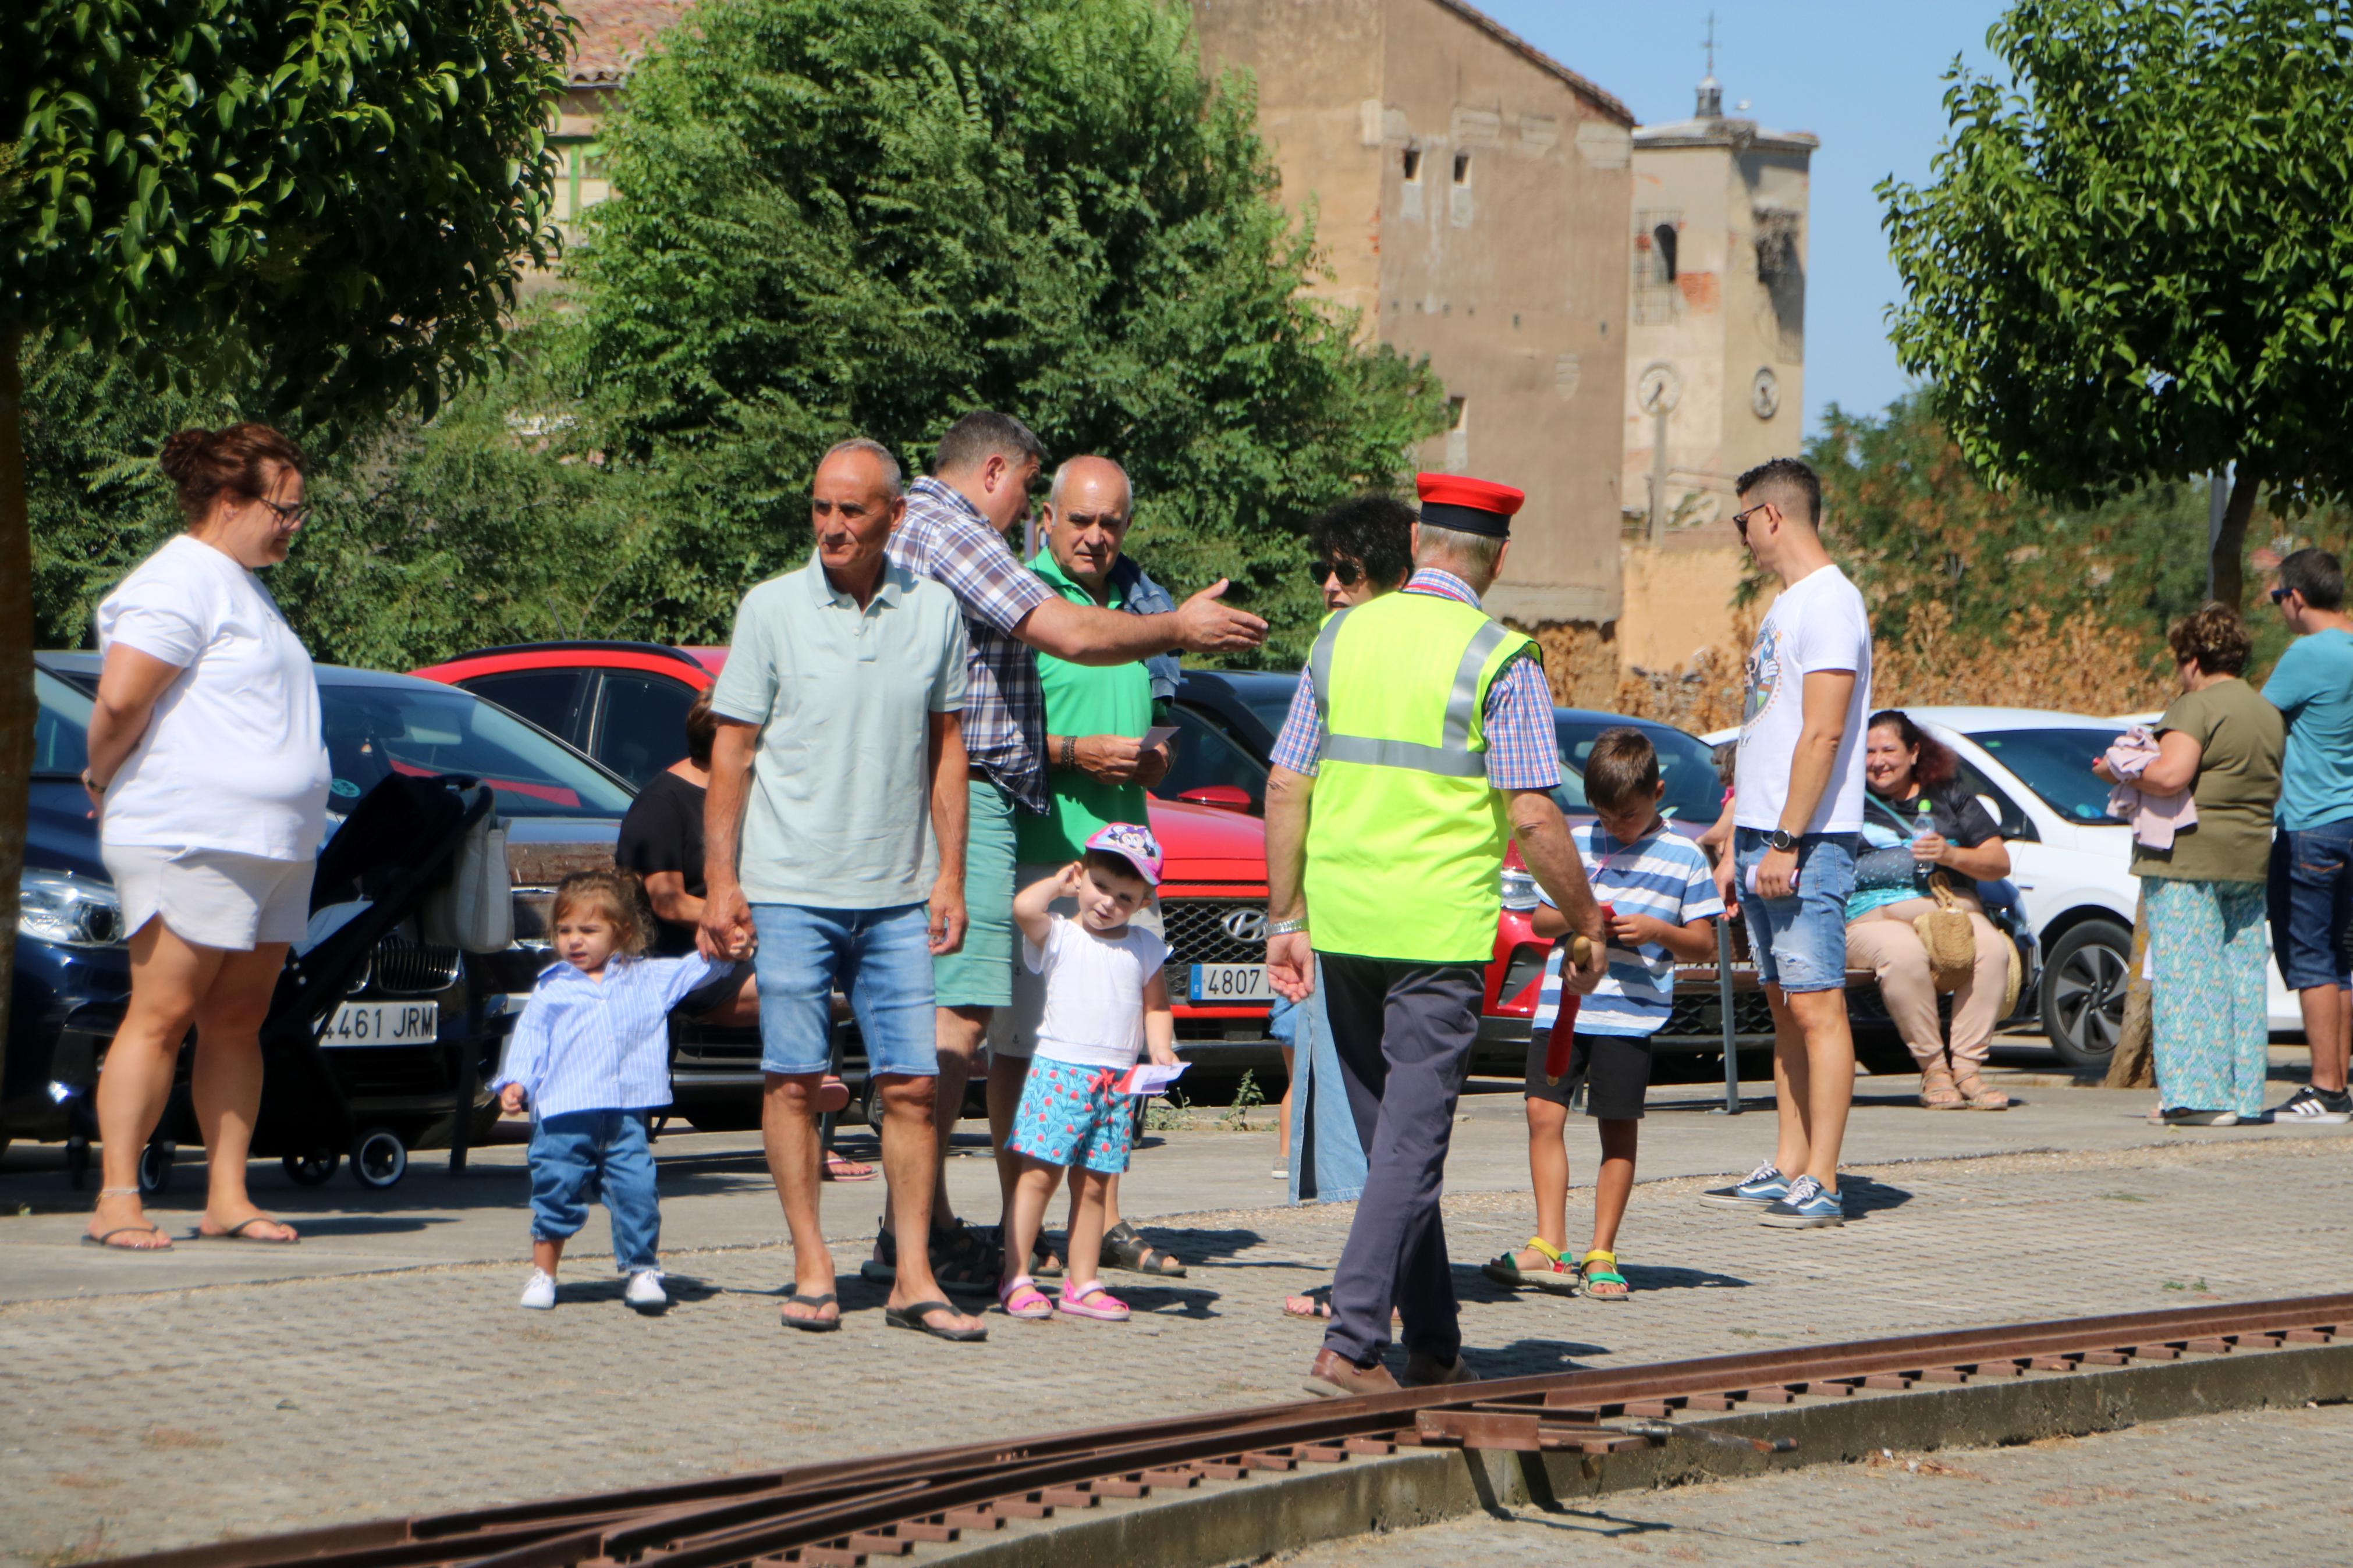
[492,870,718,1313]
[1482,730,1722,1303]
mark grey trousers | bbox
[1318,952,1485,1367]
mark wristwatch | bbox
[1268,916,1307,937]
[1765,828,1797,853]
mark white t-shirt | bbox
[1734,563,1873,835]
[94,535,332,861]
[1023,913,1170,1070]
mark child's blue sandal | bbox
[1580,1249,1630,1301]
[1481,1235,1581,1296]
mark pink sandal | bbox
[999,1275,1053,1320]
[1058,1281,1130,1321]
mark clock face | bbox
[1637,362,1681,413]
[1751,367,1781,420]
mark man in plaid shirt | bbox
[880,410,1266,1290]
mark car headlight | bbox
[1499,866,1539,911]
[19,869,126,947]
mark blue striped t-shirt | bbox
[1534,823,1723,1037]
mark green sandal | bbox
[1480,1236,1581,1295]
[1580,1249,1630,1301]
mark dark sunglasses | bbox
[1731,503,1765,541]
[2271,585,2295,605]
[1307,558,1364,589]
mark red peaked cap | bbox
[1414,472,1525,538]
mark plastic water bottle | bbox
[1912,798,1936,840]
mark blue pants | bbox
[2269,819,2353,991]
[528,1110,661,1274]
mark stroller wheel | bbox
[137,1139,175,1197]
[283,1149,342,1186]
[351,1128,408,1189]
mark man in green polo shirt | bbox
[986,455,1188,1278]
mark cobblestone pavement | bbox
[1269,1403,2353,1567]
[6,1136,2353,1566]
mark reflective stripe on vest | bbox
[1310,614,1511,778]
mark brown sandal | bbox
[1953,1072,2011,1110]
[1919,1066,1964,1110]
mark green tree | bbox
[1880,0,2353,611]
[573,0,1446,664]
[4,0,570,1027]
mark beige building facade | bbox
[1191,0,1637,628]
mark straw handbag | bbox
[1915,876,1976,992]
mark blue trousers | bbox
[528,1110,661,1273]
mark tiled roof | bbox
[565,0,690,86]
[1426,0,1634,126]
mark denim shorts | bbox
[2270,818,2353,991]
[751,902,938,1078]
[1734,828,1859,994]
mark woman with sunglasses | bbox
[1304,494,1415,614]
[80,424,329,1251]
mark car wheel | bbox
[137,1139,175,1197]
[2040,919,2131,1070]
[283,1149,341,1186]
[351,1127,409,1189]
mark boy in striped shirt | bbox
[1484,729,1722,1301]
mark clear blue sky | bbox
[1476,1,2008,438]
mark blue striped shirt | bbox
[1268,568,1560,790]
[1534,823,1722,1037]
[492,951,719,1120]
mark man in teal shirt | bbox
[2262,547,2353,1122]
[987,455,1187,1278]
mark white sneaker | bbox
[624,1269,668,1313]
[518,1268,556,1310]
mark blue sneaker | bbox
[1758,1174,1844,1229]
[1699,1162,1788,1210]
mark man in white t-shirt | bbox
[1701,457,1872,1231]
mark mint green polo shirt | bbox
[1016,552,1155,862]
[709,553,968,908]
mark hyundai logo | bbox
[1221,908,1268,942]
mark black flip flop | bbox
[196,1216,300,1245]
[780,1292,840,1333]
[81,1225,172,1251]
[885,1298,988,1342]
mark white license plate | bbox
[1190,963,1272,1003]
[322,1001,439,1047]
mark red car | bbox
[409,642,1281,1096]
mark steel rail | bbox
[90,1293,2353,1568]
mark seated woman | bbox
[1844,710,2015,1110]
[616,688,868,1176]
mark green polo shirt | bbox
[1016,552,1156,862]
[708,552,968,908]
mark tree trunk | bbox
[0,325,31,1051]
[2209,464,2261,610]
[2105,884,2155,1091]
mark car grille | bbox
[365,936,464,998]
[1162,898,1267,968]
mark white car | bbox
[1705,706,2300,1068]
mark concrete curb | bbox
[929,1344,2353,1566]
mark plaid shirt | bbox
[886,478,1055,811]
[1270,568,1560,790]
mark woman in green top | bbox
[2094,606,2283,1125]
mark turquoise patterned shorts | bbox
[1008,1055,1135,1174]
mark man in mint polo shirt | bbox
[985,456,1189,1278]
[701,439,985,1343]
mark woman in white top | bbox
[80,424,331,1251]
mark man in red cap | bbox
[1264,472,1607,1397]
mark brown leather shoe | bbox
[1303,1347,1401,1399]
[1401,1350,1478,1389]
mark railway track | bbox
[100,1293,2353,1568]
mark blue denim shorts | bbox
[1734,828,1859,994]
[751,902,938,1078]
[2270,819,2353,991]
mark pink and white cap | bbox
[1084,822,1163,886]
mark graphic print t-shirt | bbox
[1734,564,1873,835]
